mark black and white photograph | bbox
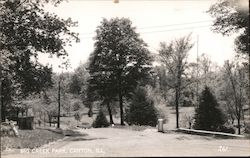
[0,0,249,157]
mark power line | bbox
[137,20,211,29]
[139,25,210,34]
[79,21,212,36]
[69,0,215,1]
[79,25,210,39]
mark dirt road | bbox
[2,127,250,157]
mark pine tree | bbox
[193,86,225,131]
[92,109,109,128]
[125,87,158,127]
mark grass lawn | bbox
[1,128,64,151]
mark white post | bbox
[158,119,164,132]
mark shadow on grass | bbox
[63,129,88,137]
[36,127,88,137]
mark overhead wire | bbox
[79,20,212,36]
[79,24,211,39]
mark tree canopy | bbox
[158,34,194,128]
[207,0,249,54]
[88,17,153,125]
[0,0,79,121]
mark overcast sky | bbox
[39,0,239,73]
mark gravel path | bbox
[2,127,250,157]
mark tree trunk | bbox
[106,101,114,124]
[1,101,6,122]
[119,92,125,125]
[57,80,61,128]
[237,116,241,135]
[249,52,250,119]
[231,117,234,125]
[118,73,125,125]
[49,116,52,127]
[175,58,181,129]
[175,88,179,129]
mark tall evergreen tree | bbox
[92,108,109,128]
[125,86,158,127]
[193,86,225,131]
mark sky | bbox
[38,0,240,73]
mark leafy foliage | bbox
[0,0,79,121]
[220,60,248,134]
[92,109,109,128]
[193,86,226,131]
[207,0,249,54]
[88,17,153,125]
[72,100,81,111]
[125,87,158,127]
[158,34,194,128]
[68,74,81,95]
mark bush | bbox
[92,109,109,128]
[74,112,82,122]
[217,125,235,134]
[193,86,226,131]
[125,86,158,127]
[244,123,250,134]
[73,101,81,111]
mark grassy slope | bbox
[1,129,64,151]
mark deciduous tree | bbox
[88,18,153,125]
[0,0,79,121]
[158,35,194,128]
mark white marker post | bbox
[158,119,164,132]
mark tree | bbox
[88,18,153,125]
[74,62,90,101]
[154,65,169,101]
[193,86,225,131]
[40,73,71,127]
[40,91,58,127]
[221,60,247,134]
[68,74,81,95]
[125,86,158,126]
[207,0,249,109]
[207,0,249,55]
[92,109,109,128]
[158,35,194,128]
[0,0,79,121]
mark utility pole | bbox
[0,37,3,123]
[196,34,199,107]
[0,54,2,123]
[57,77,61,128]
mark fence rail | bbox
[176,128,245,138]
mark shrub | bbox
[92,109,109,128]
[73,101,81,111]
[244,123,250,134]
[74,112,82,122]
[193,86,226,131]
[125,86,158,127]
[217,125,235,134]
